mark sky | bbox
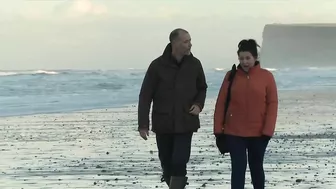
[1,0,336,70]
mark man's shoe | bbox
[169,176,187,189]
[161,174,170,186]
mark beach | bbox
[0,90,335,189]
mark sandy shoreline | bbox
[0,90,335,189]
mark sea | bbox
[1,67,336,117]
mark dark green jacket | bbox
[138,43,208,134]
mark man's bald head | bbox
[169,28,189,43]
[169,28,192,58]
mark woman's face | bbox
[238,51,256,72]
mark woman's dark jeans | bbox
[226,134,270,189]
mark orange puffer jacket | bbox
[213,63,278,137]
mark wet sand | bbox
[0,90,335,189]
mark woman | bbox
[213,39,278,189]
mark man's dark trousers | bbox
[156,133,193,185]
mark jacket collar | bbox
[162,43,193,62]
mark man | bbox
[138,28,208,188]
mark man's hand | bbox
[189,104,201,115]
[139,128,149,140]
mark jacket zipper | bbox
[246,74,250,121]
[172,66,180,132]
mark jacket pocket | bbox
[226,112,244,128]
[183,112,200,130]
[248,111,265,124]
[151,111,172,129]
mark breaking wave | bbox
[0,70,59,77]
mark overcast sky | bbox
[1,0,336,70]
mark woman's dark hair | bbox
[237,39,260,58]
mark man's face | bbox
[173,32,192,56]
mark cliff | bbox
[260,23,336,68]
